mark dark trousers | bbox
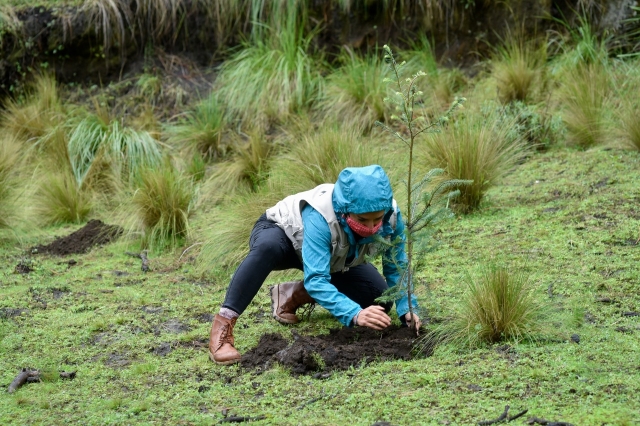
[222,214,392,316]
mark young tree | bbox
[375,45,469,333]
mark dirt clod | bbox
[33,219,122,256]
[241,326,425,376]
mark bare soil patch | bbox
[241,326,427,376]
[33,220,122,256]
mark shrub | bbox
[214,2,322,127]
[560,63,609,149]
[422,109,527,213]
[164,93,227,160]
[427,265,547,348]
[492,39,547,104]
[499,101,564,150]
[318,50,390,131]
[34,170,93,225]
[131,163,194,250]
[0,135,21,228]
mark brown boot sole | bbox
[208,350,240,366]
[270,285,299,325]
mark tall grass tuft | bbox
[492,39,547,104]
[34,170,93,225]
[621,108,640,151]
[1,74,64,144]
[197,183,290,274]
[67,113,163,187]
[165,93,227,160]
[214,2,322,127]
[271,123,376,191]
[318,50,390,131]
[0,136,21,228]
[561,64,609,149]
[203,130,276,201]
[425,265,547,348]
[131,163,194,250]
[422,110,527,213]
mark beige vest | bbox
[265,184,397,273]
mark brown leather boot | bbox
[208,314,241,365]
[270,280,315,324]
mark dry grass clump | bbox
[621,108,640,151]
[164,93,227,160]
[131,163,194,250]
[34,170,93,226]
[0,74,64,144]
[271,124,376,191]
[0,136,21,228]
[426,265,547,348]
[197,182,290,274]
[204,130,276,200]
[318,50,390,131]
[492,39,547,104]
[560,63,609,149]
[422,110,527,213]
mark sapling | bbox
[374,45,470,333]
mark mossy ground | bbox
[1,145,638,425]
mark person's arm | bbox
[301,205,361,327]
[381,209,419,319]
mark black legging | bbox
[222,214,393,317]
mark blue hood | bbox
[332,165,393,214]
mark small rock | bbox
[570,334,580,344]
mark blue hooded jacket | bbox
[300,165,418,326]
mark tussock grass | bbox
[131,162,194,250]
[319,50,390,131]
[67,113,163,187]
[271,124,377,190]
[205,130,276,199]
[492,39,547,104]
[214,2,322,127]
[560,63,609,149]
[165,93,227,160]
[621,108,640,151]
[0,135,21,229]
[422,110,527,213]
[0,74,64,143]
[34,170,93,225]
[197,183,289,274]
[426,265,547,348]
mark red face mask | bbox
[346,215,383,238]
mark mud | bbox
[33,219,122,256]
[241,326,428,376]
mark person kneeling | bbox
[209,165,420,365]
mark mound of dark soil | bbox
[33,219,123,256]
[241,326,428,376]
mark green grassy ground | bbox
[1,145,638,425]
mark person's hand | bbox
[355,306,391,330]
[405,313,421,334]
